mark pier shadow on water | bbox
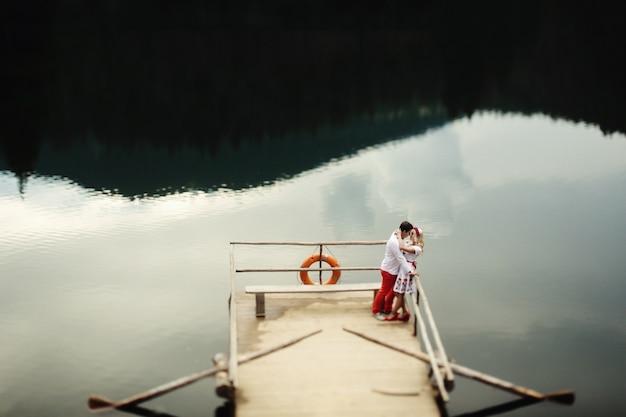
[447,397,544,417]
[1,0,624,197]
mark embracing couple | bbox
[372,220,425,322]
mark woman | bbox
[385,226,424,322]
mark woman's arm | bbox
[396,231,417,253]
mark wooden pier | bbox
[233,291,440,417]
[226,241,444,417]
[84,240,574,416]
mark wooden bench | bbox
[245,283,380,317]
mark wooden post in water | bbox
[342,327,575,405]
[213,353,234,400]
[228,243,239,387]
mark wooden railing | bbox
[411,275,454,401]
[228,241,384,388]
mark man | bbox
[372,220,414,318]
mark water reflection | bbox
[2,1,624,194]
[450,397,544,417]
[8,104,446,198]
[1,113,625,416]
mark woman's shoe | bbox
[401,312,411,322]
[385,314,400,321]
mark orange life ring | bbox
[299,253,341,285]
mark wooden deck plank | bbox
[234,291,440,417]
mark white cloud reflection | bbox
[2,112,623,249]
[347,112,626,239]
[453,113,626,188]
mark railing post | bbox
[317,244,323,284]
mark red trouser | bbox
[372,269,396,314]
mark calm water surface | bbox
[1,113,625,417]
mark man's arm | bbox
[390,235,412,276]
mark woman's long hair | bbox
[410,228,425,253]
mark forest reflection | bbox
[1,1,624,196]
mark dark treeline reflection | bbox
[1,1,624,196]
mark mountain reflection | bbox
[1,1,624,196]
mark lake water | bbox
[2,2,625,416]
[1,112,625,417]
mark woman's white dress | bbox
[393,246,421,294]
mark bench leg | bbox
[255,293,266,317]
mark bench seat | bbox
[245,283,380,317]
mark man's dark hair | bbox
[399,221,413,232]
